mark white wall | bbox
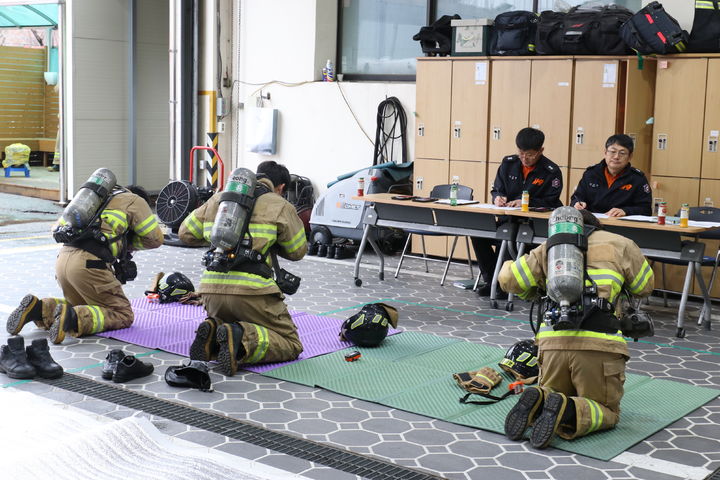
[235,0,416,193]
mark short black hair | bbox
[605,134,634,154]
[515,127,545,151]
[579,208,603,230]
[126,184,150,204]
[257,161,291,192]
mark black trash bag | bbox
[165,360,212,392]
[413,14,461,56]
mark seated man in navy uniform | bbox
[571,134,652,217]
[472,127,563,296]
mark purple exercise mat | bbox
[98,300,400,373]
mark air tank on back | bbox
[62,168,117,228]
[210,168,257,251]
[546,206,585,307]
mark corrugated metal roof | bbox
[0,4,58,28]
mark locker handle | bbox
[492,127,501,140]
[453,126,461,139]
[416,176,424,191]
[417,124,425,137]
[575,128,584,145]
[657,134,668,150]
[709,136,718,153]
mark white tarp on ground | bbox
[0,388,310,480]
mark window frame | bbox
[337,0,540,82]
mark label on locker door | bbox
[475,62,487,85]
[602,63,617,88]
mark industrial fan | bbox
[155,180,213,246]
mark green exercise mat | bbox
[264,332,719,461]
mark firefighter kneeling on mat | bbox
[179,161,307,376]
[7,168,164,343]
[499,206,655,449]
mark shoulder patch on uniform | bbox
[552,178,561,188]
[643,183,650,193]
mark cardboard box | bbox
[451,18,493,56]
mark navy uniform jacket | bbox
[570,160,652,216]
[491,155,563,208]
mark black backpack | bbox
[619,1,689,54]
[488,11,538,56]
[413,14,460,56]
[535,5,633,55]
[688,0,720,52]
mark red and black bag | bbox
[535,5,633,55]
[689,0,720,52]
[619,1,689,54]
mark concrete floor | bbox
[0,193,719,480]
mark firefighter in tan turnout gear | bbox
[179,161,307,376]
[7,169,163,343]
[498,207,654,449]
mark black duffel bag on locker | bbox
[536,5,633,55]
[619,1,689,54]
[488,10,539,55]
[688,0,720,52]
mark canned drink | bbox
[357,177,365,197]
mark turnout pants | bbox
[34,248,133,336]
[203,292,303,365]
[538,349,627,439]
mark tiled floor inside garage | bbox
[0,208,719,480]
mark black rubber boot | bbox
[307,243,319,256]
[49,304,78,344]
[0,336,36,379]
[26,338,63,379]
[504,386,544,441]
[216,323,246,377]
[530,392,568,449]
[189,318,220,361]
[6,294,43,335]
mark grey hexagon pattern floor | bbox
[1,219,719,480]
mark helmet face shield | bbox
[340,304,391,347]
[157,272,195,303]
[498,340,539,380]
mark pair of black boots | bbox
[308,242,347,259]
[102,349,154,383]
[0,336,63,379]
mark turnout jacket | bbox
[498,230,654,357]
[58,191,163,259]
[570,160,652,216]
[491,155,563,208]
[179,177,307,296]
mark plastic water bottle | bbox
[323,59,335,82]
[680,203,689,228]
[450,176,459,206]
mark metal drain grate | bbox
[38,373,439,480]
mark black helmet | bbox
[157,272,195,303]
[498,340,539,380]
[340,304,392,347]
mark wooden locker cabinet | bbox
[488,59,531,165]
[650,175,700,216]
[652,57,707,178]
[450,59,490,162]
[529,59,573,168]
[701,59,720,179]
[568,167,586,206]
[415,59,452,160]
[412,158,448,257]
[449,159,487,260]
[486,162,501,204]
[571,58,656,173]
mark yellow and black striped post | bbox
[206,132,219,189]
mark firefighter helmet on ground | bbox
[157,272,195,303]
[498,340,539,380]
[339,303,392,347]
